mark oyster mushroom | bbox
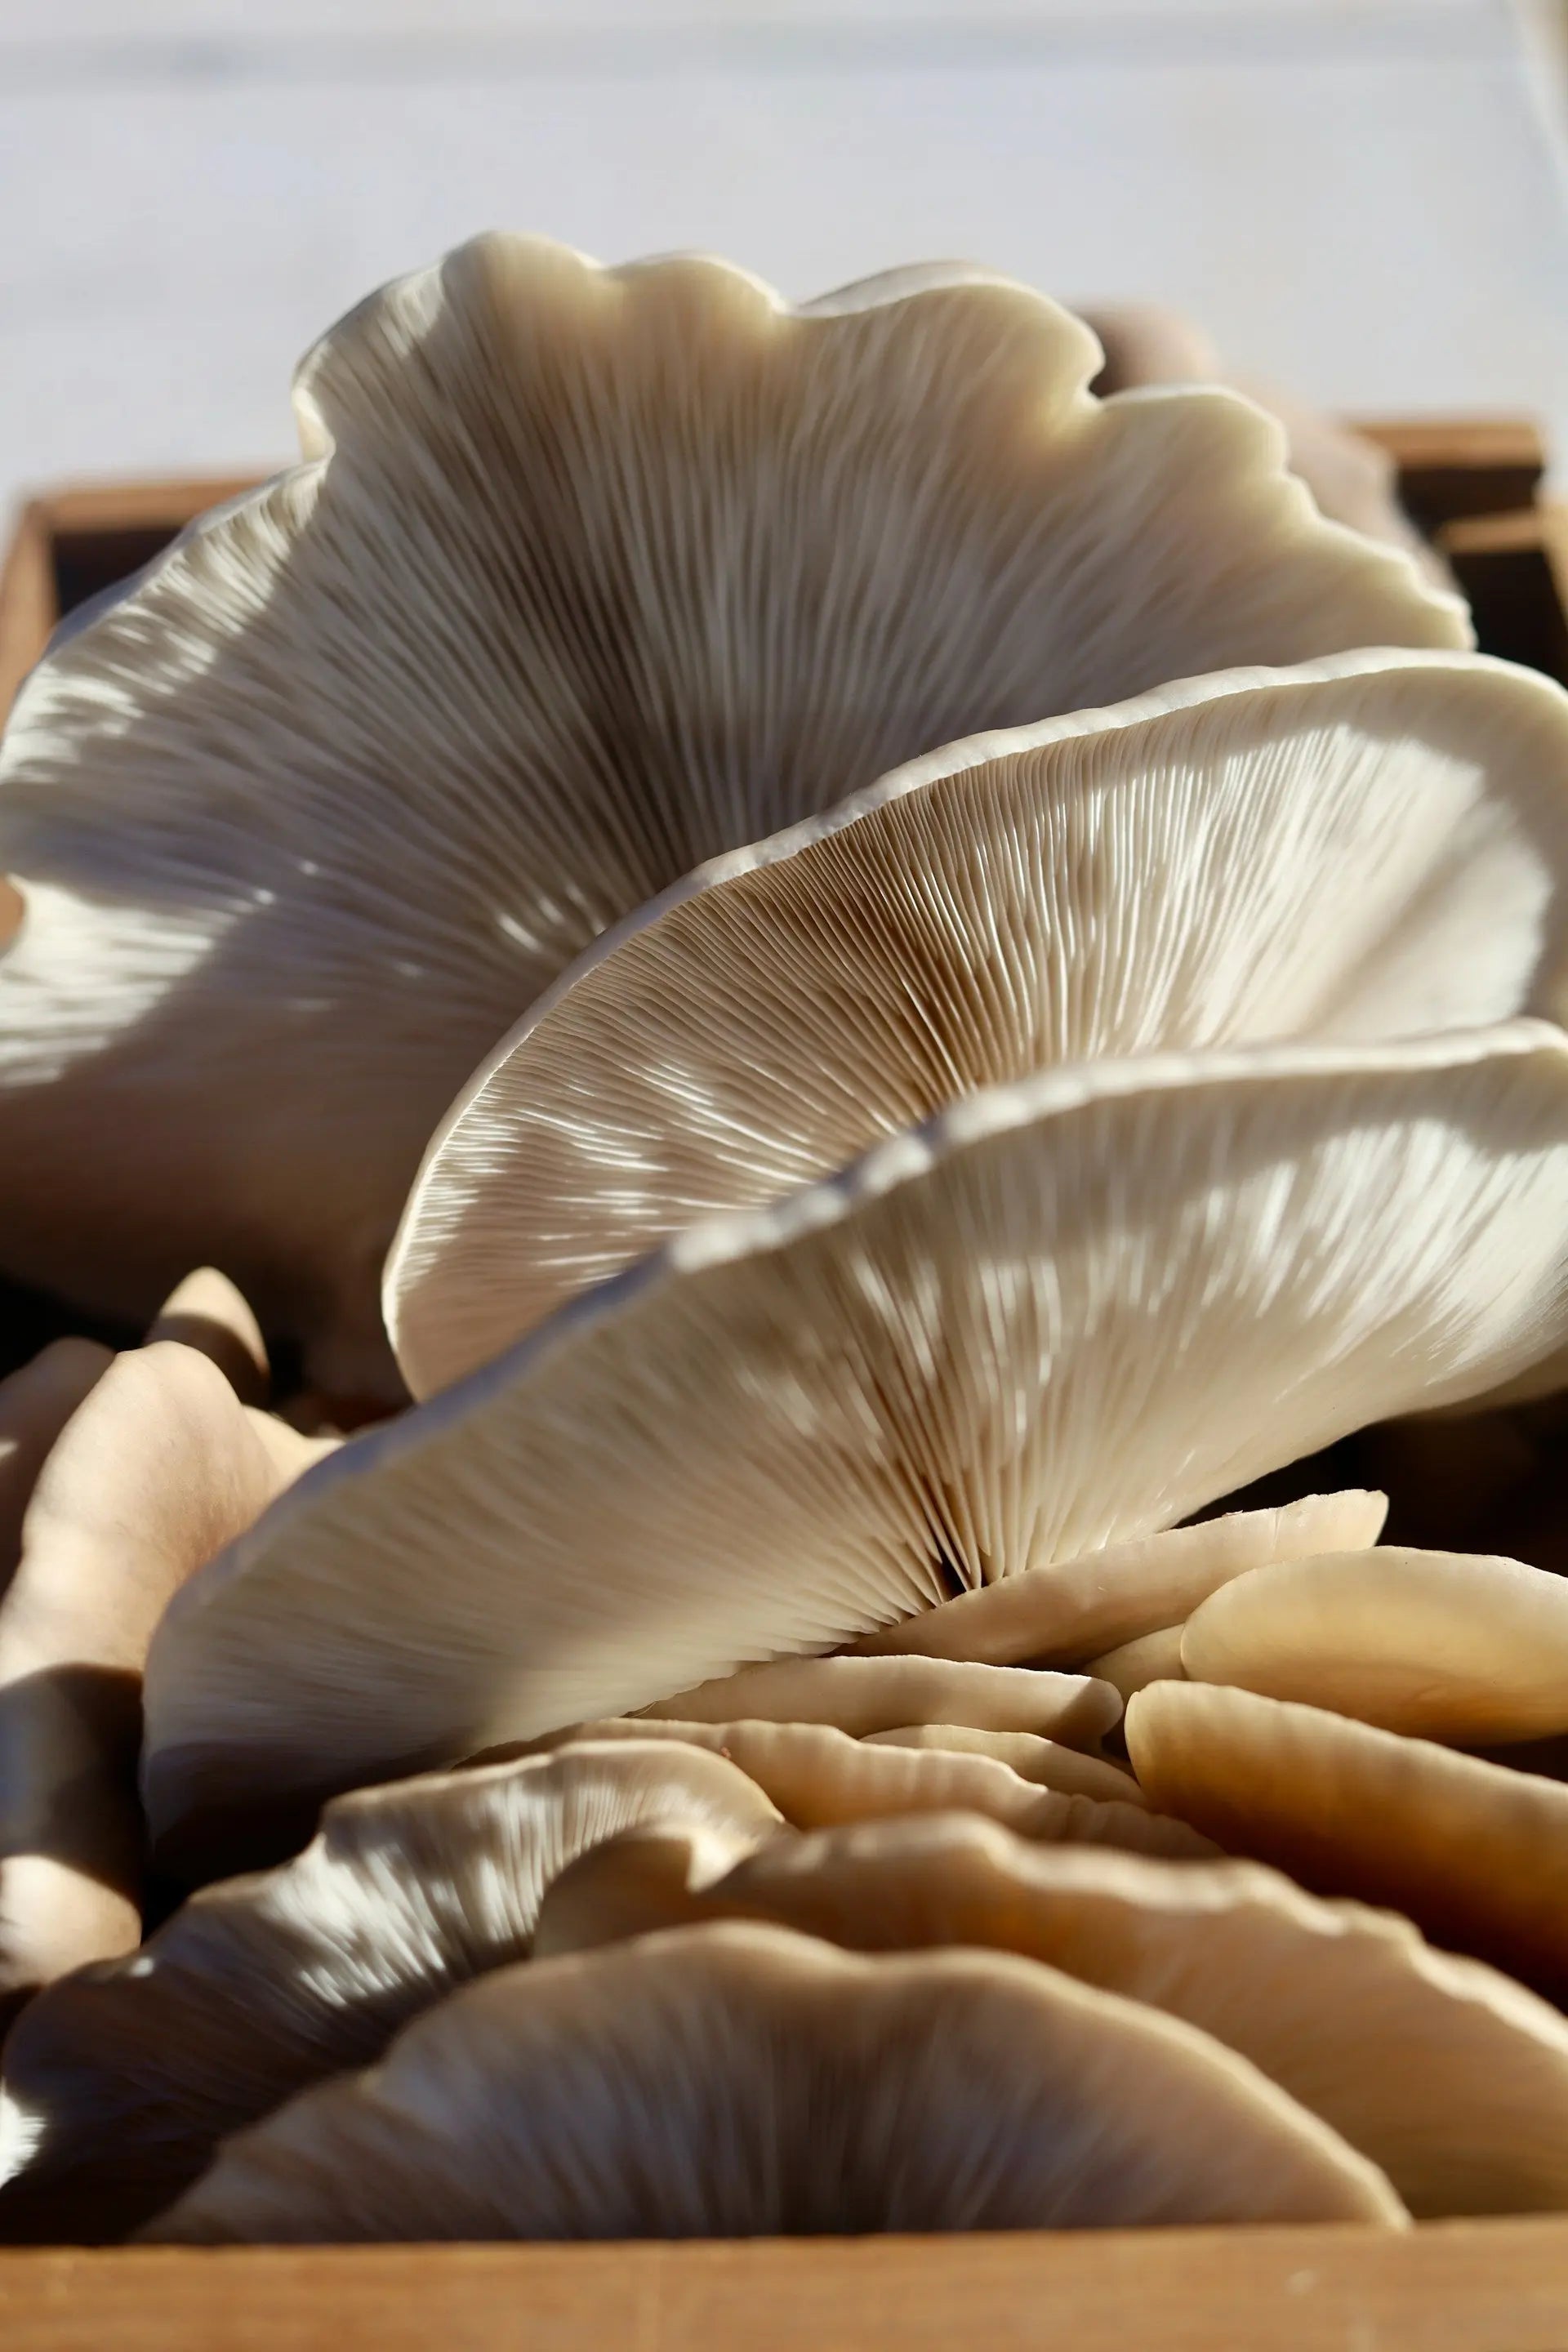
[0,240,1463,1399]
[140,1923,1405,2242]
[1178,1547,1568,1742]
[0,1340,112,1601]
[1080,301,1440,574]
[0,1343,329,2016]
[515,1718,1196,1853]
[535,1811,1568,2218]
[846,1490,1386,1667]
[389,651,1568,1389]
[142,1027,1568,1864]
[1085,1627,1185,1704]
[0,1739,779,2243]
[858,1726,1141,1804]
[1126,1682,1568,1998]
[146,1268,269,1406]
[638,1655,1119,1747]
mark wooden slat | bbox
[4,2221,1568,2352]
[1437,504,1568,684]
[1351,415,1545,533]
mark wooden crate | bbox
[2,431,1568,2349]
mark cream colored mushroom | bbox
[518,1718,1194,1851]
[140,1923,1405,2241]
[387,651,1568,1389]
[638,1655,1120,1747]
[0,1343,331,2016]
[1178,1547,1568,1741]
[0,1339,112,1601]
[0,1739,779,2243]
[0,239,1462,1400]
[1085,1627,1184,1704]
[147,1268,269,1405]
[860,1726,1142,1804]
[1079,301,1440,574]
[1126,1682,1568,1997]
[143,1026,1568,1866]
[846,1490,1386,1666]
[534,1811,1568,2218]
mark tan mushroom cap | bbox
[143,1027,1568,1865]
[389,650,1568,1391]
[861,1725,1143,1804]
[1080,301,1440,575]
[535,1811,1568,2218]
[141,1922,1405,2242]
[1180,1547,1568,1743]
[0,1739,778,2245]
[1085,1626,1184,1704]
[0,1343,328,2015]
[847,1490,1386,1666]
[0,1339,112,1602]
[1126,1682,1568,1998]
[0,238,1463,1399]
[147,1268,269,1405]
[639,1655,1120,1747]
[519,1718,1208,1857]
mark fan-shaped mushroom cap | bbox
[0,1739,778,2244]
[860,1726,1143,1803]
[639,1655,1119,1746]
[0,1343,329,2015]
[535,1812,1568,2218]
[140,1922,1404,2242]
[144,1027,1568,1864]
[0,239,1463,1396]
[1126,1682,1568,1998]
[0,1339,111,1602]
[1086,1627,1184,1704]
[147,1268,269,1405]
[389,652,1568,1388]
[1179,1547,1568,1741]
[847,1490,1386,1666]
[517,1718,1208,1857]
[1080,302,1438,574]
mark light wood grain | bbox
[3,2221,1568,2351]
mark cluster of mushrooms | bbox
[2,234,1568,2244]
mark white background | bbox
[2,0,1566,516]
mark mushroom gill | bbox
[387,651,1568,1390]
[0,1739,779,2243]
[140,1924,1405,2242]
[0,239,1463,1399]
[532,1811,1568,2219]
[142,1027,1568,1861]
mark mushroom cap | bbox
[388,650,1568,1390]
[1125,1682,1568,1998]
[513,1718,1209,1858]
[1085,1626,1185,1704]
[142,1026,1568,1862]
[0,1738,779,2243]
[1179,1546,1568,1742]
[860,1726,1143,1804]
[534,1811,1568,2219]
[1079,302,1438,574]
[638,1655,1120,1746]
[140,1922,1405,2242]
[0,1339,112,1605]
[147,1268,269,1406]
[0,1343,323,2012]
[846,1490,1387,1666]
[0,239,1463,1396]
